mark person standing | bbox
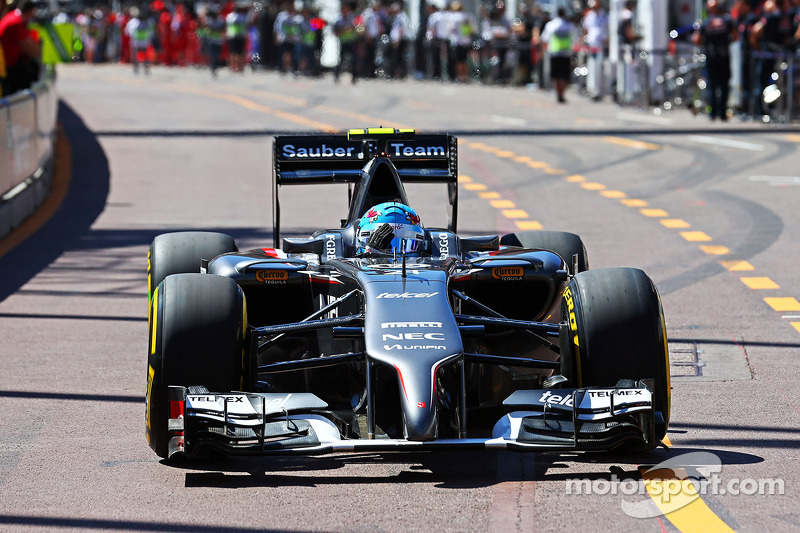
[333,1,360,83]
[513,2,539,86]
[693,0,738,121]
[0,0,41,93]
[751,0,794,117]
[540,7,574,103]
[361,0,383,78]
[425,3,447,80]
[582,0,608,101]
[388,2,410,79]
[124,7,153,74]
[482,0,511,84]
[0,1,10,95]
[203,8,225,77]
[226,4,248,72]
[449,0,475,83]
[274,0,301,75]
[734,0,758,117]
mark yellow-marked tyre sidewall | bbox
[566,268,670,441]
[145,273,246,458]
[146,283,165,454]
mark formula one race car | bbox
[145,128,670,460]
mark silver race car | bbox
[145,128,670,459]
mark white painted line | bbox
[617,112,675,125]
[688,135,764,151]
[749,175,800,186]
[782,315,800,319]
[490,114,527,126]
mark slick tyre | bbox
[147,232,237,302]
[560,267,670,442]
[146,273,247,459]
[500,231,588,273]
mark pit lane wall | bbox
[0,70,58,241]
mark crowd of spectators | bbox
[0,0,41,96]
[4,0,800,119]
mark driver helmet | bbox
[356,202,425,255]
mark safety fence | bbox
[0,68,58,240]
[610,43,800,124]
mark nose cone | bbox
[393,355,458,441]
[361,277,462,441]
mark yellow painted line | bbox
[581,182,606,191]
[513,155,532,163]
[233,85,308,107]
[515,220,543,230]
[792,322,800,334]
[603,136,661,151]
[479,191,501,199]
[467,142,487,149]
[495,150,516,158]
[720,260,755,271]
[680,231,713,242]
[764,297,800,312]
[565,175,586,183]
[641,467,735,533]
[490,199,516,208]
[502,209,529,219]
[543,168,566,175]
[600,190,627,199]
[641,208,669,217]
[699,245,730,255]
[0,126,71,259]
[458,175,474,183]
[741,277,780,289]
[223,94,337,131]
[621,199,648,207]
[662,435,672,447]
[661,219,691,228]
[173,79,309,107]
[527,161,549,169]
[464,183,487,191]
[785,134,800,143]
[482,146,503,154]
[173,86,339,132]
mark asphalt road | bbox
[1,63,799,532]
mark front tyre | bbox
[561,267,670,442]
[146,273,247,459]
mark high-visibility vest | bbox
[227,21,246,38]
[549,33,572,54]
[30,22,74,64]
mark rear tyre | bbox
[561,267,670,443]
[147,232,237,302]
[500,230,588,273]
[146,273,247,459]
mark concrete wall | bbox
[0,73,58,240]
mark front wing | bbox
[165,384,658,458]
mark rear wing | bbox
[272,128,458,246]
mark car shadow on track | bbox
[168,442,769,490]
[167,450,536,489]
